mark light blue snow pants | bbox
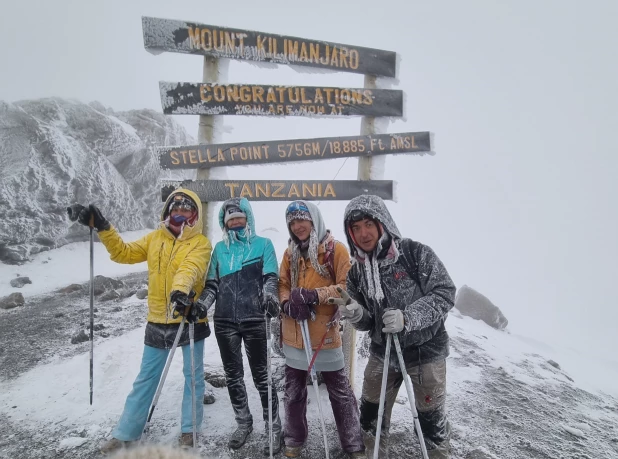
[112,340,205,441]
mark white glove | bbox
[382,308,405,333]
[328,287,363,324]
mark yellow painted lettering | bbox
[200,85,212,102]
[188,27,201,50]
[252,86,265,103]
[170,150,180,165]
[240,183,253,198]
[323,183,336,197]
[272,183,286,198]
[225,182,239,197]
[349,50,360,69]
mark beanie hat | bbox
[224,204,246,225]
[286,201,312,226]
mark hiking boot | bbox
[100,438,135,455]
[179,432,196,449]
[262,428,284,455]
[284,445,302,458]
[228,425,253,449]
[347,451,366,459]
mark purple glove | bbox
[284,288,319,321]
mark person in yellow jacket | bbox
[279,200,365,458]
[71,188,212,453]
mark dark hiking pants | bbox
[360,356,450,457]
[214,320,281,433]
[284,365,364,453]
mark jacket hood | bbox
[160,188,203,240]
[286,200,327,243]
[343,195,401,257]
[218,197,256,238]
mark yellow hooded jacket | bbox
[97,188,212,324]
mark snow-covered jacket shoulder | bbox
[347,238,455,365]
[97,188,212,324]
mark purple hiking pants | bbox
[284,365,364,453]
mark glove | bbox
[290,288,318,307]
[68,204,110,232]
[196,289,216,314]
[328,287,363,324]
[171,290,199,323]
[382,308,405,333]
[262,292,280,318]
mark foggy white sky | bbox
[1,0,617,363]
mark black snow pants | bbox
[214,320,281,433]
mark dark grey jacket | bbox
[344,195,456,365]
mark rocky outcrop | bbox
[0,98,195,264]
[455,285,509,330]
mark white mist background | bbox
[1,0,617,365]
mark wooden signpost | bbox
[160,82,403,117]
[143,16,435,390]
[159,132,432,170]
[161,180,394,202]
[142,16,397,77]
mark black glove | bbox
[171,290,201,323]
[262,292,280,318]
[67,204,110,232]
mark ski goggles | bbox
[286,201,309,214]
[169,194,196,212]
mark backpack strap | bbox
[397,239,423,294]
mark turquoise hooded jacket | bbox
[204,198,279,323]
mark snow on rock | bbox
[0,98,194,264]
[562,424,586,438]
[58,437,88,449]
[455,284,509,330]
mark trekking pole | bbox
[374,333,392,459]
[66,204,96,405]
[300,320,330,459]
[141,315,187,440]
[392,334,429,459]
[88,213,94,405]
[266,315,273,458]
[189,321,197,449]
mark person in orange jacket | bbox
[278,200,365,458]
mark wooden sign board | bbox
[159,82,403,117]
[142,16,397,77]
[161,180,394,202]
[159,132,432,170]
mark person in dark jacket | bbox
[331,195,455,459]
[196,198,282,454]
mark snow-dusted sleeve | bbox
[97,225,151,264]
[199,244,220,309]
[262,239,280,316]
[403,243,455,333]
[278,248,291,308]
[346,264,374,331]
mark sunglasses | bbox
[286,201,309,213]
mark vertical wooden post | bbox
[343,74,378,387]
[197,56,220,239]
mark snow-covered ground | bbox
[1,233,618,458]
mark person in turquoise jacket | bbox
[196,197,282,454]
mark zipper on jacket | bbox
[164,239,177,324]
[158,242,164,274]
